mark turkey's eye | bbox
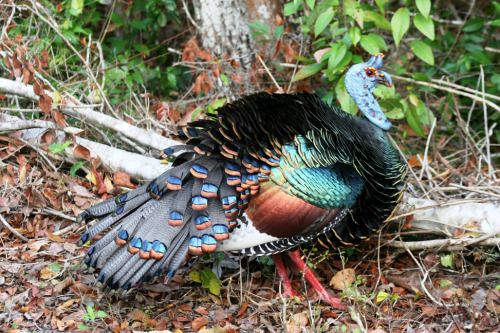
[366,69,375,77]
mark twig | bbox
[257,55,282,92]
[388,235,500,250]
[390,198,499,221]
[391,74,500,115]
[0,213,29,242]
[480,65,493,182]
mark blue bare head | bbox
[344,53,393,131]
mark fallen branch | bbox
[0,77,179,151]
[0,114,171,182]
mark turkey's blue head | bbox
[344,53,393,130]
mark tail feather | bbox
[78,191,151,245]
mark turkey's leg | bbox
[272,253,303,299]
[287,250,346,309]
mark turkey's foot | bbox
[272,253,304,301]
[287,250,347,309]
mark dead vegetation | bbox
[0,1,499,332]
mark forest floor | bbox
[1,8,500,332]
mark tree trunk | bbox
[193,0,280,68]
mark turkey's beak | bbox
[374,71,393,87]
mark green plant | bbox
[282,0,439,138]
[48,141,86,178]
[189,268,222,295]
[78,305,107,331]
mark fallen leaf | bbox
[192,316,209,331]
[330,268,356,290]
[486,289,500,313]
[114,171,136,189]
[46,232,63,243]
[73,145,91,160]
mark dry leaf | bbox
[46,231,63,243]
[51,109,67,127]
[408,154,433,167]
[104,175,114,193]
[330,268,356,290]
[191,316,209,331]
[73,145,91,161]
[114,171,136,189]
[39,94,52,114]
[286,312,308,333]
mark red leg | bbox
[287,250,346,309]
[272,253,303,299]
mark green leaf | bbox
[349,27,361,45]
[315,7,334,37]
[360,33,387,54]
[70,0,84,16]
[336,75,358,115]
[413,14,435,40]
[208,278,221,295]
[291,63,325,82]
[78,324,88,330]
[415,0,431,19]
[490,19,500,27]
[440,253,454,268]
[327,43,348,74]
[48,141,73,154]
[462,17,484,32]
[391,7,410,48]
[96,311,107,318]
[305,0,315,9]
[189,271,202,283]
[212,99,226,110]
[375,0,388,13]
[385,108,405,119]
[412,73,429,81]
[345,0,364,28]
[410,40,434,65]
[406,106,426,137]
[376,291,389,302]
[363,11,391,30]
[49,262,61,272]
[70,161,85,178]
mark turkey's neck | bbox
[348,86,391,131]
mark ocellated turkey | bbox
[77,54,408,309]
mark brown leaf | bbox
[486,289,500,313]
[191,316,209,331]
[127,309,146,322]
[39,94,52,114]
[46,231,63,243]
[4,55,11,69]
[12,52,22,73]
[90,168,107,195]
[33,81,43,96]
[73,145,91,161]
[51,109,67,127]
[330,268,356,290]
[421,306,437,315]
[236,301,248,317]
[41,48,49,66]
[408,154,433,167]
[54,277,74,294]
[22,67,31,84]
[276,14,283,26]
[194,72,213,96]
[114,171,136,189]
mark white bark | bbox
[0,78,178,151]
[194,0,254,67]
